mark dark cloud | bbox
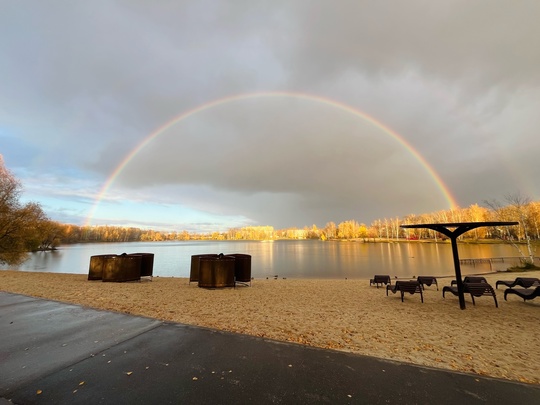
[1,1,539,230]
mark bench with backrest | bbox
[443,282,498,307]
[386,280,423,303]
[370,275,391,288]
[417,276,438,290]
[504,286,540,302]
[496,277,540,289]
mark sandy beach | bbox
[1,270,539,385]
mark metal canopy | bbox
[400,222,518,309]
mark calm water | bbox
[1,240,524,279]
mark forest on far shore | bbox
[56,194,540,244]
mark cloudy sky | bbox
[1,1,539,232]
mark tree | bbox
[463,204,489,240]
[306,224,320,239]
[0,156,52,265]
[35,220,64,250]
[323,222,337,239]
[337,220,362,239]
[484,193,536,265]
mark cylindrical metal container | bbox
[102,254,142,282]
[228,253,252,283]
[88,254,117,280]
[198,255,235,288]
[190,254,219,283]
[131,253,154,278]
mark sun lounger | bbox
[443,282,498,307]
[370,275,391,288]
[450,276,487,286]
[496,277,540,289]
[504,286,540,302]
[417,276,438,290]
[386,280,423,302]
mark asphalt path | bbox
[1,292,539,404]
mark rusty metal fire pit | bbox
[198,254,235,288]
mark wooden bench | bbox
[443,282,498,307]
[370,275,391,288]
[386,280,423,303]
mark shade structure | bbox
[400,222,518,309]
[88,254,117,280]
[102,254,142,282]
[198,255,235,288]
[228,253,252,285]
[130,253,155,278]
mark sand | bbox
[1,270,539,385]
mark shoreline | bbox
[1,270,539,385]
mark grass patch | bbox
[507,261,540,272]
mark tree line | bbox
[1,155,538,266]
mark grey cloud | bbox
[103,99,451,227]
[1,1,539,229]
[282,1,540,94]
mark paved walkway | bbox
[1,291,539,404]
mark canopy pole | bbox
[449,235,466,309]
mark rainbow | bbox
[85,91,458,226]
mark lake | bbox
[1,240,526,279]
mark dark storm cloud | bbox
[1,1,539,229]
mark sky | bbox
[1,1,540,233]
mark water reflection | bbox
[1,240,523,279]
